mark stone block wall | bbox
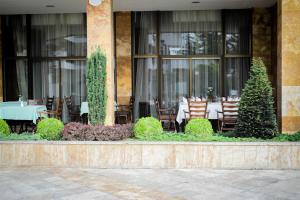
[115,12,132,105]
[279,0,300,133]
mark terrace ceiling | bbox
[0,0,277,14]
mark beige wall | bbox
[115,12,132,105]
[278,0,300,133]
[86,0,115,125]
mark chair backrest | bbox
[188,99,208,119]
[46,96,55,110]
[154,98,161,119]
[55,98,64,119]
[221,101,239,124]
[64,96,73,112]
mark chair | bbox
[39,98,63,120]
[154,98,176,131]
[45,96,55,111]
[64,96,80,122]
[217,101,239,131]
[187,99,208,120]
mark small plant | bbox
[0,119,10,136]
[134,117,163,139]
[185,118,213,137]
[37,118,64,140]
[235,58,278,138]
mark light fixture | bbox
[89,0,103,7]
[46,5,55,8]
[192,1,200,4]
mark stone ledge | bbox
[0,141,300,169]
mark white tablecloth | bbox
[176,102,222,124]
[0,103,47,124]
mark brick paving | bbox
[0,167,300,200]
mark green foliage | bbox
[235,58,278,138]
[37,118,64,140]
[272,132,300,142]
[0,119,10,136]
[134,117,163,139]
[185,118,213,136]
[87,47,107,125]
[0,133,41,141]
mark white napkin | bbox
[196,97,201,101]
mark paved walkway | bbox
[0,167,300,200]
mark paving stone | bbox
[0,167,300,200]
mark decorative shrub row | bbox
[62,122,133,141]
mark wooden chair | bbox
[64,96,80,122]
[187,99,208,120]
[39,98,63,120]
[154,98,176,131]
[217,101,239,131]
[45,96,55,111]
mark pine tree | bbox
[86,47,107,125]
[235,58,278,138]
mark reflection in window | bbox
[134,58,158,119]
[134,12,157,55]
[224,10,250,55]
[224,58,250,96]
[161,60,189,108]
[160,11,222,55]
[192,59,220,97]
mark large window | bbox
[133,10,251,118]
[2,14,87,122]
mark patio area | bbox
[1,167,300,200]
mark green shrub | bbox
[0,119,10,136]
[134,117,163,139]
[37,118,64,140]
[185,118,213,137]
[87,47,107,125]
[235,58,278,138]
[0,133,41,141]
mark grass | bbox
[0,132,42,141]
[132,132,300,142]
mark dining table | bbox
[0,101,47,124]
[176,101,222,125]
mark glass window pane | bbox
[224,10,250,55]
[32,61,60,99]
[4,59,28,101]
[31,14,87,57]
[134,12,157,55]
[134,58,158,119]
[4,15,27,57]
[161,59,189,108]
[224,58,250,96]
[192,59,220,97]
[160,11,222,55]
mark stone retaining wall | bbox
[0,141,299,169]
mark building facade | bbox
[0,0,299,133]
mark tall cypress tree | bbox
[87,47,107,125]
[235,58,278,138]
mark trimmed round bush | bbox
[0,119,10,136]
[37,118,64,140]
[185,118,213,137]
[134,117,163,139]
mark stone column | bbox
[0,18,3,102]
[86,0,115,125]
[278,0,300,133]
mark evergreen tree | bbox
[235,58,278,138]
[87,47,107,125]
